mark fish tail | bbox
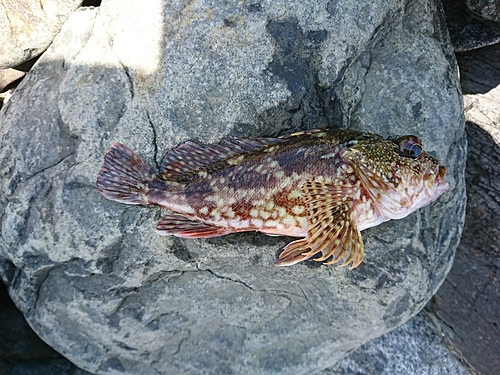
[96,143,156,205]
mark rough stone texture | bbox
[323,312,469,375]
[465,0,500,24]
[441,0,500,51]
[0,0,83,69]
[0,1,465,374]
[426,43,500,375]
[0,68,25,92]
[0,67,25,110]
[0,280,91,375]
[0,275,468,375]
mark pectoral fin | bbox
[156,214,230,238]
[275,180,364,268]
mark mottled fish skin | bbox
[96,128,449,268]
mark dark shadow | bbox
[456,42,500,94]
[424,33,500,374]
[441,0,500,52]
[81,0,102,6]
[0,278,91,374]
[0,56,40,111]
[461,121,500,266]
[426,121,500,375]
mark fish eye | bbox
[408,144,422,158]
[395,135,423,159]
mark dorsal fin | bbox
[159,136,283,183]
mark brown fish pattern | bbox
[96,128,449,268]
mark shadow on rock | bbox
[0,279,91,375]
[426,121,500,375]
[457,43,500,94]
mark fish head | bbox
[342,134,449,221]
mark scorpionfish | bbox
[96,128,449,268]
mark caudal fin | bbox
[96,143,156,205]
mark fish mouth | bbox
[438,166,447,181]
[426,165,449,198]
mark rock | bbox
[0,65,29,110]
[323,312,469,375]
[0,0,83,69]
[0,359,91,375]
[0,289,469,375]
[0,89,14,110]
[0,0,465,374]
[465,0,500,25]
[0,57,39,110]
[426,43,500,375]
[0,68,25,93]
[0,280,91,375]
[441,0,500,51]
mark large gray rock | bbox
[426,43,500,375]
[0,281,91,375]
[0,0,83,69]
[0,0,465,374]
[324,312,469,375]
[0,275,467,375]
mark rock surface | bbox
[426,43,500,375]
[441,0,500,51]
[324,312,469,375]
[0,68,25,92]
[0,1,465,374]
[465,0,500,24]
[0,280,91,375]
[0,67,25,110]
[0,0,83,69]
[0,274,468,375]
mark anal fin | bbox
[156,213,229,238]
[274,180,365,268]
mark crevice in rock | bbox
[24,152,75,183]
[146,110,160,171]
[298,285,315,312]
[471,55,500,72]
[173,328,190,356]
[463,76,498,90]
[442,277,475,307]
[121,64,134,100]
[82,0,102,6]
[109,288,140,316]
[426,309,459,344]
[28,262,65,314]
[142,270,184,286]
[205,269,254,291]
[470,276,493,307]
[440,277,500,334]
[100,18,135,102]
[201,268,304,300]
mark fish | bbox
[96,128,449,268]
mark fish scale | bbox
[96,128,449,268]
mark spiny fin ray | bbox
[156,213,230,238]
[159,136,283,183]
[274,180,364,268]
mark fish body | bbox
[96,128,448,268]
